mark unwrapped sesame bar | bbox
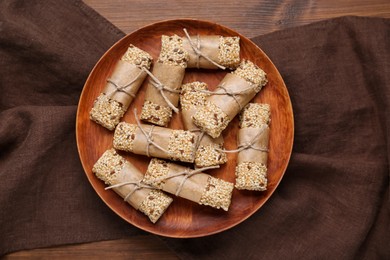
[92,149,173,223]
[113,121,197,163]
[192,60,268,138]
[140,35,189,127]
[90,45,152,130]
[180,81,227,167]
[235,103,271,191]
[182,29,240,69]
[144,158,234,211]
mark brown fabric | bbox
[0,1,388,259]
[163,16,390,259]
[0,0,136,256]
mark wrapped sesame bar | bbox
[140,35,189,127]
[235,103,271,191]
[182,29,240,69]
[90,45,152,130]
[192,60,268,138]
[180,82,227,167]
[113,121,197,163]
[92,149,173,223]
[144,158,234,211]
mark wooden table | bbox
[5,0,390,258]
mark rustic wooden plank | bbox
[4,236,178,259]
[83,0,390,38]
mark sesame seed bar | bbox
[180,82,227,167]
[92,149,173,223]
[140,35,188,127]
[192,60,267,138]
[144,158,234,211]
[235,103,271,191]
[182,34,240,69]
[113,122,197,163]
[90,45,152,130]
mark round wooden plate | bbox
[76,19,294,238]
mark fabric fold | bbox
[0,1,388,258]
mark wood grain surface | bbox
[5,0,390,258]
[84,0,390,38]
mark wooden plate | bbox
[76,19,294,238]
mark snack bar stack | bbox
[180,82,227,167]
[92,149,173,223]
[181,29,240,69]
[235,103,271,191]
[90,45,152,130]
[192,60,268,138]
[113,121,197,163]
[143,158,234,211]
[140,35,189,127]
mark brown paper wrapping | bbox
[144,62,185,108]
[132,124,174,158]
[237,127,270,165]
[161,163,210,203]
[113,122,196,163]
[111,161,152,210]
[182,35,221,69]
[208,73,258,120]
[103,61,147,110]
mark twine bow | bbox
[199,82,257,110]
[105,179,153,202]
[216,124,269,153]
[133,109,170,157]
[155,165,220,196]
[105,69,144,98]
[183,28,226,70]
[142,67,180,113]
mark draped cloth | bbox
[0,1,388,258]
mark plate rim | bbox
[76,18,294,238]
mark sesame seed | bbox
[140,100,172,127]
[199,176,234,211]
[235,161,267,191]
[192,101,230,138]
[239,103,271,128]
[218,36,240,69]
[159,35,189,68]
[121,44,153,69]
[90,93,126,131]
[232,60,267,90]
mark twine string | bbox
[105,180,153,202]
[154,165,220,196]
[106,69,144,98]
[183,28,226,70]
[142,67,180,113]
[133,109,171,156]
[216,125,269,153]
[198,83,257,110]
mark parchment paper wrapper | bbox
[92,149,173,223]
[235,103,271,191]
[144,158,234,211]
[140,34,188,127]
[182,35,240,69]
[90,45,152,130]
[102,61,146,109]
[180,81,227,167]
[140,62,186,127]
[192,60,267,138]
[237,127,269,165]
[113,122,197,163]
